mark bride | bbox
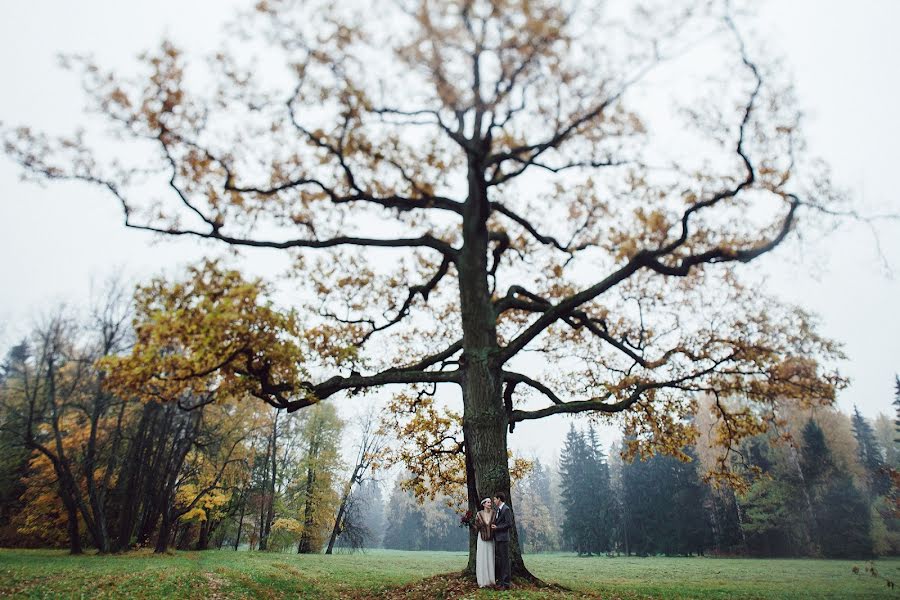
[474,497,496,587]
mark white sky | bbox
[1,1,898,467]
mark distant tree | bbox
[799,418,873,557]
[585,425,613,554]
[620,444,710,556]
[817,474,873,558]
[800,419,834,485]
[740,474,804,557]
[355,480,385,549]
[0,288,133,554]
[874,414,897,467]
[294,403,343,554]
[851,406,890,498]
[382,482,424,551]
[894,376,900,444]
[558,425,591,554]
[382,481,466,552]
[0,345,30,545]
[327,406,385,554]
[514,458,559,552]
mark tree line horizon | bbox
[1,285,897,559]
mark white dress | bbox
[475,511,496,587]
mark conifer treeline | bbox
[377,392,900,559]
[554,402,900,558]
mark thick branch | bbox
[510,355,736,422]
[299,368,460,409]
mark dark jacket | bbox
[493,503,513,543]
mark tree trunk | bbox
[457,154,534,580]
[155,511,172,553]
[786,442,818,555]
[461,363,531,578]
[298,422,321,554]
[62,494,83,555]
[462,425,480,575]
[195,519,211,550]
[326,461,364,554]
[325,487,350,554]
[297,459,318,554]
[257,428,272,551]
[113,401,155,551]
[234,492,246,551]
[261,410,278,549]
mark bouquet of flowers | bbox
[458,510,477,529]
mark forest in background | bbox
[1,284,897,558]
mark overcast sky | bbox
[1,1,898,466]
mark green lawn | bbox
[0,549,896,599]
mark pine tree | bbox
[619,446,710,556]
[559,425,591,554]
[800,419,833,485]
[894,376,900,444]
[671,448,711,555]
[817,474,873,558]
[800,418,873,557]
[585,425,613,554]
[851,406,890,498]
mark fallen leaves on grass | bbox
[355,572,606,600]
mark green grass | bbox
[0,549,897,599]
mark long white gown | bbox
[475,512,496,587]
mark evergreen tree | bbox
[585,425,613,554]
[382,483,425,550]
[800,418,873,557]
[356,480,385,548]
[741,475,799,556]
[670,448,711,555]
[817,474,873,558]
[851,406,890,498]
[0,343,30,544]
[559,425,591,554]
[894,375,900,446]
[800,419,833,485]
[620,446,710,556]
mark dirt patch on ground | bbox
[203,571,228,600]
[354,573,604,600]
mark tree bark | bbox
[325,464,360,554]
[458,153,534,580]
[297,456,318,553]
[462,425,479,575]
[234,487,247,551]
[195,519,211,550]
[62,493,83,555]
[262,410,278,549]
[155,510,173,553]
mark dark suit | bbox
[493,503,513,587]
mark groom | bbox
[491,492,513,589]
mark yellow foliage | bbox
[99,260,309,409]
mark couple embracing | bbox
[473,491,513,589]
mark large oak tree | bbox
[5,0,846,576]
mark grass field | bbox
[0,549,897,599]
